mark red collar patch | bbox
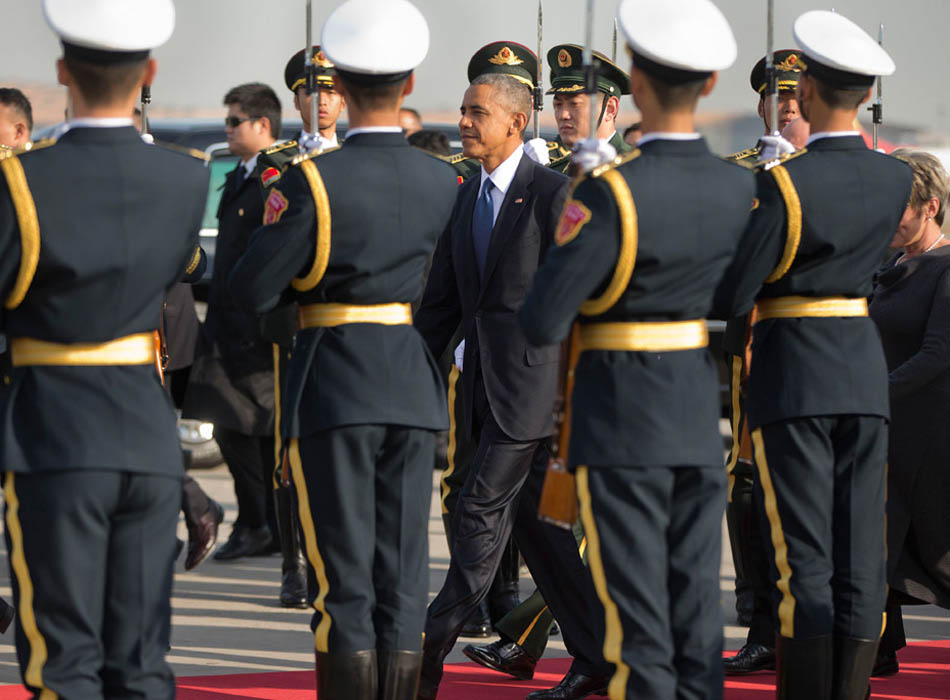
[261,167,281,189]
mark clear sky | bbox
[3,0,948,134]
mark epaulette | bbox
[590,148,642,179]
[548,153,571,171]
[11,137,58,157]
[290,145,338,167]
[760,147,808,172]
[263,140,299,156]
[547,140,570,159]
[153,139,209,162]
[445,152,470,165]
[0,148,11,161]
[726,146,759,162]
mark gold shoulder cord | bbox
[579,152,641,316]
[763,163,803,283]
[1,156,41,310]
[291,159,332,292]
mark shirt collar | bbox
[636,132,701,147]
[344,126,403,139]
[242,152,260,177]
[806,130,861,146]
[67,117,134,129]
[480,144,524,195]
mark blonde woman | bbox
[869,148,950,677]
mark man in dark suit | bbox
[229,1,458,695]
[715,11,911,698]
[415,71,610,700]
[519,1,753,697]
[0,0,208,694]
[184,83,282,563]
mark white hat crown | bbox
[322,0,430,75]
[44,0,175,52]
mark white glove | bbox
[571,138,617,173]
[523,138,550,166]
[453,340,465,372]
[756,134,797,164]
[140,133,155,145]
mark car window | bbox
[202,155,239,230]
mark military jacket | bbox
[548,131,633,175]
[726,144,761,170]
[715,135,913,427]
[229,132,458,438]
[519,138,755,467]
[0,127,208,475]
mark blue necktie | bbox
[472,178,495,279]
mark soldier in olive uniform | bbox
[229,1,458,697]
[722,49,803,675]
[519,1,752,697]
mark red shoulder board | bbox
[261,167,281,189]
[264,189,289,225]
[555,199,592,246]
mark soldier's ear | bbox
[401,73,415,98]
[56,58,72,88]
[699,72,718,98]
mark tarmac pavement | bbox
[0,446,947,685]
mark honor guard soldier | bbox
[0,0,208,696]
[543,44,634,173]
[722,48,804,675]
[726,50,803,166]
[228,1,457,697]
[714,10,910,699]
[519,1,753,698]
[446,42,560,182]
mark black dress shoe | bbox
[525,671,608,700]
[280,564,308,608]
[724,643,776,675]
[185,500,224,570]
[212,524,273,561]
[871,650,898,677]
[462,638,537,680]
[461,602,492,638]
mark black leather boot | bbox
[315,650,378,699]
[832,636,878,700]
[378,650,423,700]
[274,484,308,608]
[775,635,833,700]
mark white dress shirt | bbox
[806,130,861,146]
[478,144,524,227]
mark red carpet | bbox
[0,641,946,698]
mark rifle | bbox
[533,0,543,140]
[765,0,778,137]
[140,85,151,136]
[306,0,319,139]
[869,24,884,150]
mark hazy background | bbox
[3,0,949,146]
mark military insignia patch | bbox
[313,50,333,68]
[776,54,800,72]
[261,167,281,189]
[555,199,592,246]
[264,189,289,225]
[558,49,572,68]
[489,46,523,66]
[457,175,464,185]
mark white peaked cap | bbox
[617,0,737,73]
[322,0,430,75]
[44,0,175,52]
[793,11,895,78]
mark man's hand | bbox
[757,134,797,164]
[571,138,617,173]
[523,138,551,166]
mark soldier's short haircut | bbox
[407,128,450,156]
[0,88,33,132]
[811,76,868,111]
[336,73,408,112]
[892,148,950,226]
[223,83,282,138]
[642,73,707,111]
[470,74,531,132]
[63,56,149,109]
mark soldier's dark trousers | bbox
[290,425,434,653]
[214,425,277,537]
[752,416,887,697]
[4,470,179,699]
[577,465,725,700]
[421,387,608,689]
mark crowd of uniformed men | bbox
[0,0,931,699]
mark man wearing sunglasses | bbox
[183,83,282,564]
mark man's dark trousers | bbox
[422,371,607,685]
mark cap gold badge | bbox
[776,54,800,72]
[312,50,333,68]
[489,46,523,66]
[557,49,572,68]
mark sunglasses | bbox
[224,116,255,128]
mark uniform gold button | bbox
[238,208,245,216]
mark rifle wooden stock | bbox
[538,322,581,529]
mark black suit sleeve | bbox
[711,168,787,319]
[414,211,462,360]
[519,176,620,346]
[229,166,317,314]
[889,266,950,400]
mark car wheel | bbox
[179,418,223,470]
